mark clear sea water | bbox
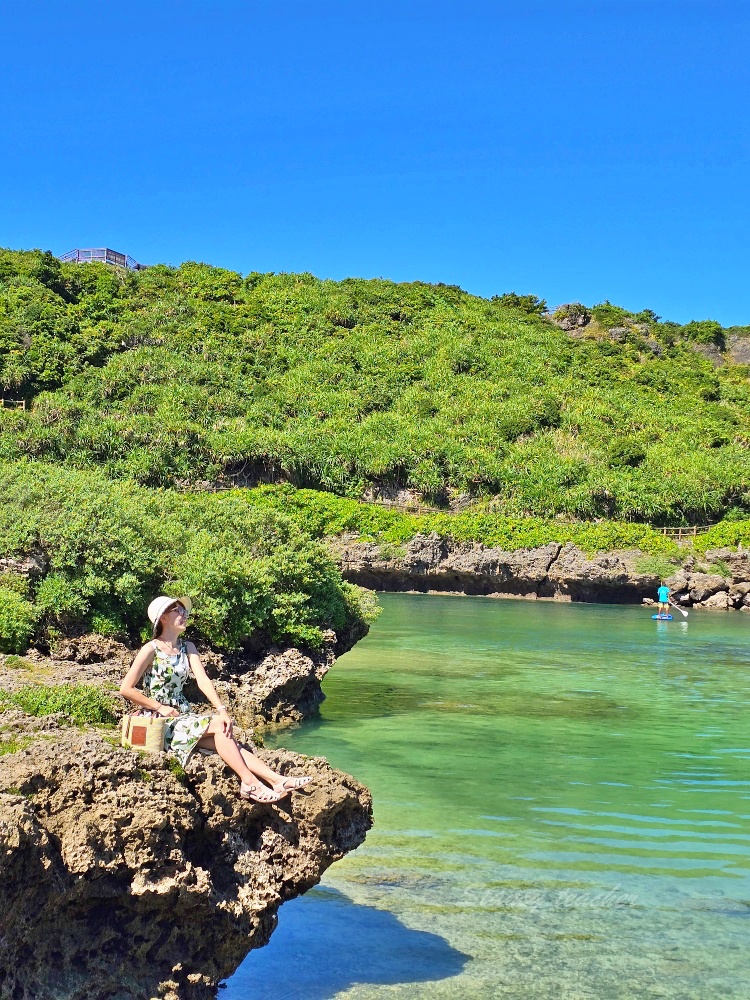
[225,594,750,999]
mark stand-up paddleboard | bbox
[652,613,673,620]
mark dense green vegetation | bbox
[242,484,680,555]
[2,249,750,524]
[0,462,374,652]
[0,683,117,726]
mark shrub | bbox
[0,587,37,654]
[492,292,547,314]
[243,485,680,556]
[2,249,750,524]
[0,462,373,651]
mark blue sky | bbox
[2,0,748,323]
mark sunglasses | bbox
[166,604,189,618]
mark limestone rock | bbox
[691,342,725,367]
[331,534,750,612]
[688,573,728,603]
[666,569,690,593]
[0,730,372,1000]
[709,549,750,581]
[225,643,335,727]
[726,334,750,365]
[695,590,732,611]
[728,581,750,604]
[0,548,47,580]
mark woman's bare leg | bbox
[197,727,254,784]
[196,722,288,793]
[239,746,285,786]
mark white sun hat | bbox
[147,595,193,624]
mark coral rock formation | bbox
[0,730,372,1000]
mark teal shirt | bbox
[658,585,670,602]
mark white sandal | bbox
[239,781,286,803]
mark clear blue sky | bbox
[2,1,748,323]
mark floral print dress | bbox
[142,640,213,766]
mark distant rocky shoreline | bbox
[330,533,750,611]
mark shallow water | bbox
[225,595,750,999]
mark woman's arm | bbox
[186,643,233,735]
[119,644,178,717]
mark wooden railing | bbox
[363,498,444,515]
[0,398,26,410]
[658,524,716,539]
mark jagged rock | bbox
[224,643,334,727]
[726,334,750,365]
[608,326,628,342]
[332,536,750,612]
[705,548,750,581]
[402,533,451,574]
[688,573,728,603]
[0,729,372,1000]
[728,581,750,604]
[547,544,634,601]
[50,633,132,666]
[552,303,591,331]
[695,590,732,611]
[332,533,562,597]
[333,536,660,603]
[0,549,47,580]
[443,541,560,589]
[691,342,725,367]
[666,568,690,592]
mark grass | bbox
[165,756,188,785]
[632,554,681,578]
[0,735,32,756]
[0,683,118,726]
[2,655,34,670]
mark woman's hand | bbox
[156,703,180,718]
[218,707,233,737]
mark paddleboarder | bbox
[657,581,671,618]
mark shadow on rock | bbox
[223,884,469,999]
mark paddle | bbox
[669,599,689,618]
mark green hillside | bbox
[2,248,750,525]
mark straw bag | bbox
[121,712,166,752]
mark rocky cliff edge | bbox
[0,721,371,1000]
[330,534,750,611]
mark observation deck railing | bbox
[58,248,145,270]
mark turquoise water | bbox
[226,595,750,999]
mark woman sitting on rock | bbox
[119,595,312,803]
